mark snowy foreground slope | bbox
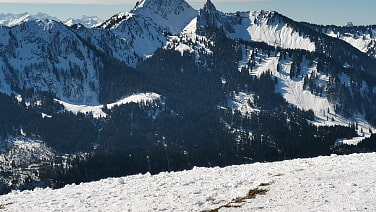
[0,153,376,212]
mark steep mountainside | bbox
[0,20,103,104]
[0,0,376,194]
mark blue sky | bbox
[0,0,375,26]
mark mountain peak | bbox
[204,0,217,11]
[132,0,196,17]
[130,0,197,34]
[197,0,220,28]
[197,0,238,32]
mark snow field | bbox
[0,153,375,211]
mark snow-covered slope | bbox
[0,13,59,27]
[233,46,376,144]
[0,153,375,211]
[227,10,315,52]
[306,24,376,58]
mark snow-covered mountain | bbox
[0,0,376,195]
[97,0,197,60]
[0,153,375,211]
[0,12,59,27]
[63,16,103,28]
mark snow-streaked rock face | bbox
[0,153,375,211]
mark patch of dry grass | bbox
[0,202,13,210]
[204,183,270,212]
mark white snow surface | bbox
[55,99,106,118]
[106,92,161,110]
[1,153,376,211]
[55,92,161,118]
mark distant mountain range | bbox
[0,12,103,28]
[0,0,376,194]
